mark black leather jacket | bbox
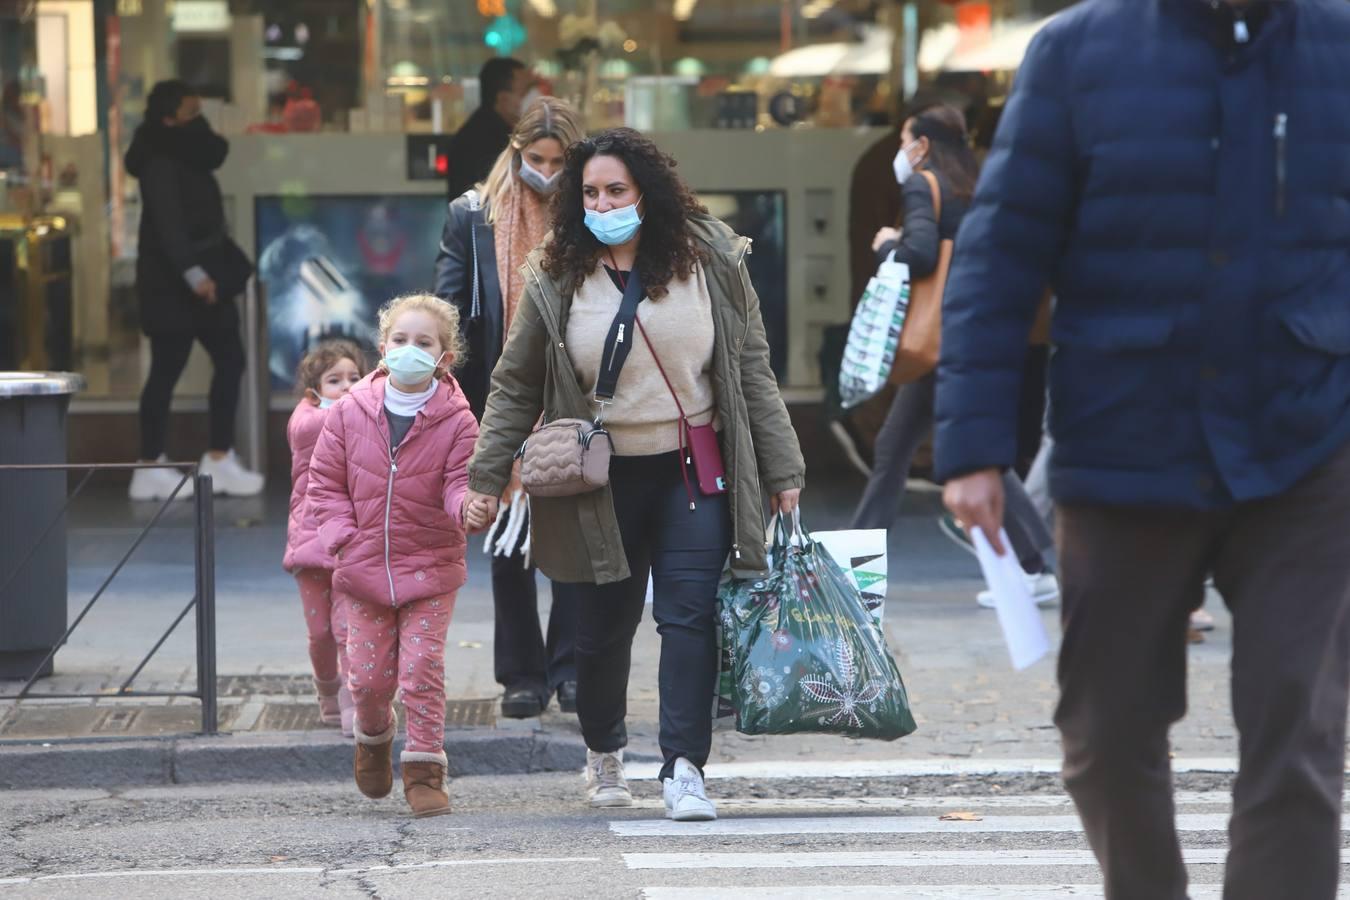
[433,190,501,419]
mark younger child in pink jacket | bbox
[284,340,366,736]
[306,294,479,818]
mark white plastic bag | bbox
[812,528,888,626]
[839,253,910,409]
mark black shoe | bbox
[500,688,544,719]
[556,680,578,714]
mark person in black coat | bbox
[126,79,263,501]
[444,57,531,201]
[849,103,1059,607]
[435,97,586,719]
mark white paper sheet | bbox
[971,527,1051,671]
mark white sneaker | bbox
[663,757,717,822]
[977,572,1060,609]
[585,749,632,808]
[128,456,194,502]
[199,450,265,497]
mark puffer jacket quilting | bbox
[934,0,1350,509]
[283,398,332,573]
[305,370,479,607]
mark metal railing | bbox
[0,463,218,735]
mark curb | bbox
[0,729,626,790]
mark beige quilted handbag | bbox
[516,418,614,497]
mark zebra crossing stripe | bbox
[640,890,1104,899]
[612,812,1235,837]
[639,887,1251,899]
[623,758,1244,781]
[628,790,1248,812]
[622,848,1231,870]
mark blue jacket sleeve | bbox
[933,24,1077,483]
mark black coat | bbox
[874,169,969,276]
[444,106,511,201]
[433,189,502,420]
[126,118,235,335]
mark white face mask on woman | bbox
[892,140,922,185]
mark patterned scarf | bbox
[493,178,552,346]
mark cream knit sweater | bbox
[566,262,719,456]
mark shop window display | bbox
[255,194,445,390]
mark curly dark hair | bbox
[543,128,707,300]
[295,339,368,397]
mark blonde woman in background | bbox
[433,97,587,720]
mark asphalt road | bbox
[5,767,1335,900]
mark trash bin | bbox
[0,371,84,679]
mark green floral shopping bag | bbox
[716,512,916,740]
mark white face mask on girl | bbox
[892,140,921,185]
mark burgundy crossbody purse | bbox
[610,257,728,510]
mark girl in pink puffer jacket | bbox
[305,295,479,819]
[284,340,367,736]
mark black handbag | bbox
[198,238,254,300]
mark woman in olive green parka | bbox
[464,128,804,820]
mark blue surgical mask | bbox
[383,344,442,385]
[518,156,560,196]
[317,396,337,409]
[584,197,644,246]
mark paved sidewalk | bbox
[0,479,1249,784]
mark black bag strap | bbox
[593,264,645,404]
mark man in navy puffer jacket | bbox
[937,1,1350,898]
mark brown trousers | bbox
[1055,443,1350,900]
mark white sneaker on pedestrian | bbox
[663,757,717,822]
[199,450,265,497]
[128,456,194,502]
[977,572,1060,610]
[584,749,632,808]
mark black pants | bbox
[1054,442,1350,900]
[493,532,579,701]
[139,326,245,460]
[572,452,731,782]
[850,373,1055,574]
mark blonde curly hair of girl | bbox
[375,294,466,374]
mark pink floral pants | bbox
[294,568,348,686]
[343,592,455,754]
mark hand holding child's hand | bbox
[462,490,500,534]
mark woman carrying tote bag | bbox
[462,128,805,822]
[849,105,1059,606]
[433,97,587,721]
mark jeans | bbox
[138,327,245,459]
[570,452,732,782]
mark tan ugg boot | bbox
[401,750,451,818]
[353,716,396,799]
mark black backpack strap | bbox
[593,266,644,404]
